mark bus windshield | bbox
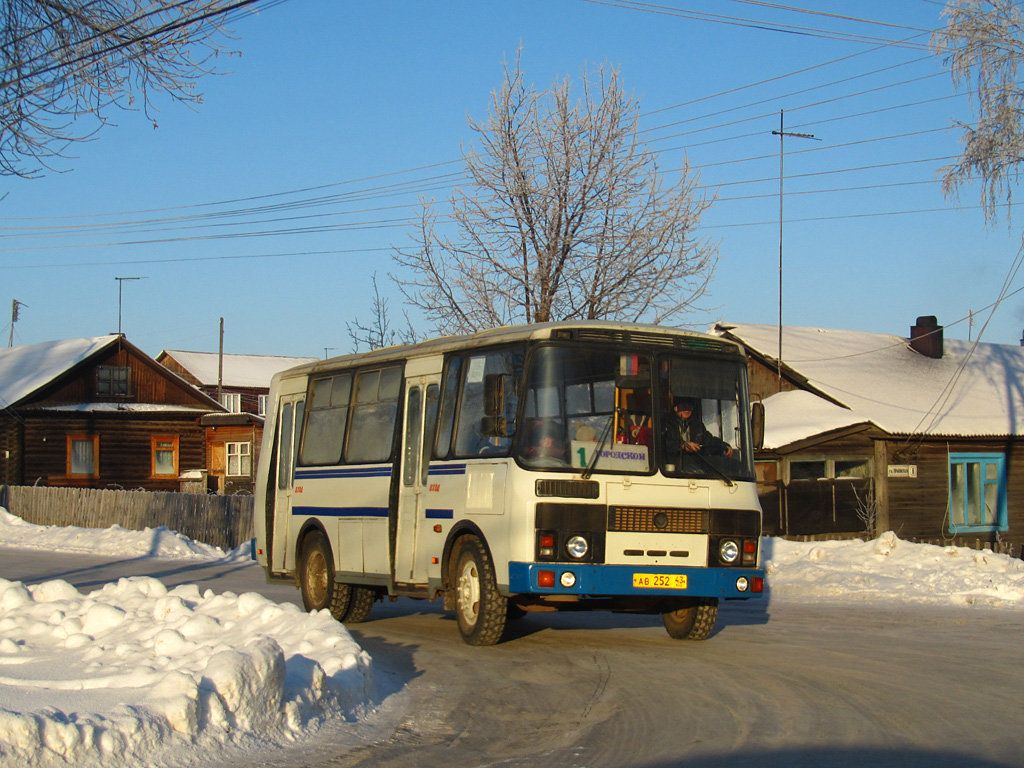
[517,344,754,481]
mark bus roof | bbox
[276,320,742,381]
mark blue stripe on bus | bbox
[428,463,467,476]
[292,506,388,518]
[295,466,393,480]
[425,509,454,519]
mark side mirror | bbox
[479,415,511,437]
[751,401,765,451]
[483,373,505,417]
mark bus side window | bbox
[346,366,402,463]
[454,347,523,457]
[277,402,293,490]
[300,374,352,465]
[435,356,462,460]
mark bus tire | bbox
[342,586,376,624]
[299,531,351,621]
[662,597,718,641]
[453,536,507,646]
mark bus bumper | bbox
[507,562,765,600]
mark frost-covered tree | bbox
[933,0,1024,223]
[392,52,718,335]
[0,0,256,177]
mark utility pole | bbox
[8,299,26,347]
[115,277,143,336]
[771,110,819,392]
[218,317,225,405]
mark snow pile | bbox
[0,575,372,767]
[764,531,1024,608]
[0,508,245,560]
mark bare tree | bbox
[392,52,718,336]
[933,0,1024,223]
[346,272,418,352]
[0,0,257,177]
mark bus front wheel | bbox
[662,597,718,640]
[453,536,507,646]
[299,531,351,621]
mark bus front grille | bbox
[608,506,709,534]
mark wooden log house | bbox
[0,335,222,492]
[715,317,1024,555]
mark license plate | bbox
[632,573,688,589]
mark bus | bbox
[254,321,765,645]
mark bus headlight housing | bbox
[719,539,740,564]
[566,535,589,560]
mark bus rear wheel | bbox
[453,536,507,646]
[662,597,718,640]
[299,531,351,621]
[343,586,376,623]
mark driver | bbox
[665,397,733,460]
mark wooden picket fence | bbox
[0,485,254,552]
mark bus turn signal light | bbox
[538,570,556,588]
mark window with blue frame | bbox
[948,453,1007,533]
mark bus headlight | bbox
[566,535,589,559]
[719,539,740,564]
[560,572,577,588]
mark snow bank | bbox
[0,508,246,560]
[764,531,1024,608]
[0,575,373,768]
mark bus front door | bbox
[271,394,304,574]
[395,377,441,585]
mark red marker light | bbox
[540,535,555,548]
[538,570,556,588]
[743,541,757,554]
[752,577,764,593]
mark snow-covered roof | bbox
[159,350,319,389]
[761,390,874,450]
[0,336,118,408]
[717,322,1024,438]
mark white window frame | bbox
[226,441,252,477]
[221,392,242,413]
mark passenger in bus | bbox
[664,397,733,460]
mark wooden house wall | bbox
[878,438,1024,552]
[157,357,201,386]
[16,413,206,492]
[196,385,267,416]
[746,354,799,403]
[757,431,877,538]
[205,423,263,495]
[30,345,213,408]
[0,417,24,486]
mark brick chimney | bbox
[910,315,943,359]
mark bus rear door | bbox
[270,393,304,574]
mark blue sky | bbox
[2,0,1022,360]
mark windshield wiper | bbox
[680,449,735,487]
[581,415,615,480]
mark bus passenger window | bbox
[346,366,402,463]
[300,374,351,465]
[435,356,462,459]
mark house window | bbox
[258,394,268,417]
[949,453,1007,533]
[151,436,179,477]
[221,392,242,413]
[67,435,99,478]
[96,366,129,396]
[226,442,252,476]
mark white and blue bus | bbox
[254,321,765,645]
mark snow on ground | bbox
[1,508,1023,767]
[0,510,372,768]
